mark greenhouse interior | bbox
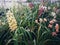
[0,0,60,45]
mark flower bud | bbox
[44,18,47,22]
[51,12,56,17]
[35,20,38,23]
[39,18,43,22]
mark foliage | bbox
[0,2,60,45]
